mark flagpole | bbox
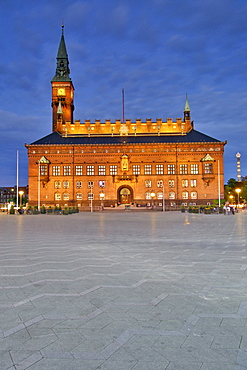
[218,160,220,208]
[16,150,19,209]
[122,88,124,123]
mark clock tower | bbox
[51,26,74,133]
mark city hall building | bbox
[26,29,226,209]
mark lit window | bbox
[169,191,175,199]
[133,165,140,175]
[76,181,82,189]
[168,180,175,188]
[99,181,105,188]
[180,164,188,175]
[88,181,94,188]
[157,180,163,188]
[63,193,69,200]
[40,164,48,176]
[75,165,83,176]
[88,192,94,200]
[182,180,189,187]
[191,191,197,199]
[54,181,61,189]
[53,166,60,176]
[168,164,175,175]
[98,165,106,176]
[145,180,152,188]
[191,179,197,187]
[191,164,199,174]
[182,191,189,199]
[156,164,164,175]
[157,192,163,199]
[76,193,82,200]
[145,192,151,200]
[63,181,69,189]
[64,166,71,176]
[87,165,95,176]
[110,165,117,175]
[55,193,61,200]
[204,163,213,174]
[144,165,152,175]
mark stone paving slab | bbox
[0,211,247,369]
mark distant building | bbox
[25,28,226,209]
[0,186,28,206]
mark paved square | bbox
[0,211,247,369]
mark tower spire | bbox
[51,25,71,82]
[51,27,74,133]
[184,94,191,122]
[184,94,190,112]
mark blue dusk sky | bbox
[0,0,247,186]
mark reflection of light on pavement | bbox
[183,214,190,225]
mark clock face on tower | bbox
[57,88,65,96]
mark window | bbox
[133,165,140,175]
[157,192,163,199]
[144,165,152,175]
[54,181,61,189]
[76,181,82,189]
[75,165,83,176]
[88,181,94,188]
[88,192,94,200]
[182,180,188,187]
[191,191,197,199]
[63,193,69,200]
[180,164,188,175]
[99,180,105,188]
[110,165,117,175]
[168,164,175,175]
[64,166,71,176]
[87,165,95,176]
[63,181,69,189]
[55,193,61,200]
[168,180,175,188]
[145,192,151,200]
[145,180,152,188]
[191,164,199,175]
[169,191,175,199]
[157,180,163,188]
[76,193,82,200]
[156,164,164,175]
[40,165,48,176]
[98,165,106,176]
[182,191,189,199]
[204,163,213,174]
[190,179,197,187]
[53,166,60,176]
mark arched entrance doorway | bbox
[118,186,133,204]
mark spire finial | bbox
[184,93,190,112]
[62,20,64,35]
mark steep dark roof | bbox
[29,129,223,146]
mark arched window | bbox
[55,193,61,200]
[169,191,175,199]
[191,191,197,199]
[182,191,189,199]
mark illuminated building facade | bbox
[26,28,226,209]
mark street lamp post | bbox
[150,190,155,210]
[37,160,41,212]
[19,191,24,208]
[100,192,105,211]
[162,183,165,212]
[235,188,241,208]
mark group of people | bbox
[223,205,236,215]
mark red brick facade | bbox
[26,29,226,209]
